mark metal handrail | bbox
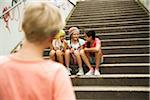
[0,0,25,19]
[68,0,76,7]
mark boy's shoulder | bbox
[0,56,9,65]
[43,60,66,75]
[42,60,62,68]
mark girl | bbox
[49,30,67,64]
[80,30,103,75]
[65,27,85,75]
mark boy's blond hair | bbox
[22,2,65,44]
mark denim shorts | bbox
[89,56,103,65]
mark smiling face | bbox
[71,31,79,41]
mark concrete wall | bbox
[0,0,24,56]
[138,0,150,12]
[0,0,76,55]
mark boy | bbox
[0,2,75,100]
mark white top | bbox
[67,39,85,50]
[52,39,65,50]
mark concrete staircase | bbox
[72,74,149,100]
[43,0,150,99]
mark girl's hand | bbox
[70,48,74,53]
[84,47,88,51]
[55,47,59,50]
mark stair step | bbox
[102,38,149,42]
[67,17,149,25]
[78,0,135,3]
[77,3,137,7]
[65,31,149,39]
[103,45,150,55]
[73,6,144,13]
[75,4,141,10]
[103,47,149,54]
[101,63,150,67]
[65,25,149,33]
[68,15,148,22]
[104,53,150,57]
[72,7,147,17]
[65,20,149,29]
[71,10,146,19]
[71,74,150,86]
[100,63,149,74]
[74,86,150,92]
[102,38,149,46]
[73,9,143,16]
[103,45,150,49]
[77,1,137,8]
[96,33,149,40]
[75,5,141,10]
[102,40,149,46]
[76,6,141,13]
[81,63,150,74]
[75,8,142,14]
[75,86,149,100]
[104,54,150,63]
[71,11,147,19]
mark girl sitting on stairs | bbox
[80,30,103,75]
[65,27,85,75]
[49,30,68,64]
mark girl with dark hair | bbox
[80,30,103,75]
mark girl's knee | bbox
[74,50,80,55]
[65,49,70,54]
[56,50,61,53]
[56,50,63,56]
[79,49,85,55]
[50,50,56,56]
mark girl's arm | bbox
[84,42,100,52]
[49,42,54,50]
[63,40,69,51]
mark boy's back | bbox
[0,55,75,100]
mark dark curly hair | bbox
[85,30,96,40]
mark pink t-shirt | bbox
[0,56,76,100]
[84,38,101,48]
